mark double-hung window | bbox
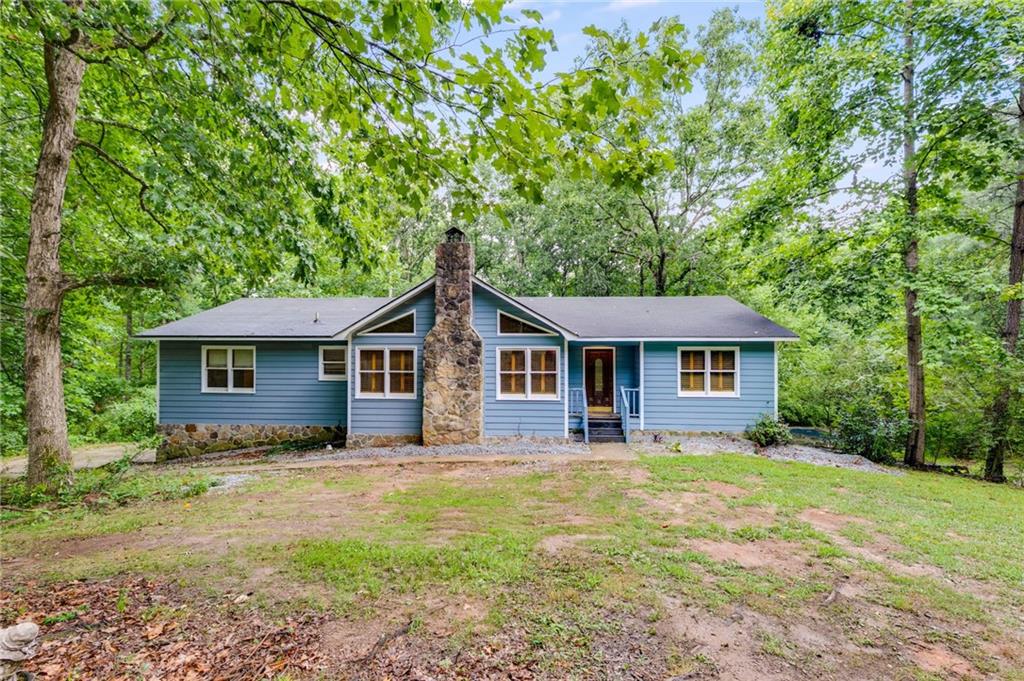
[319,346,347,381]
[202,346,255,393]
[356,347,417,398]
[678,347,738,397]
[497,347,559,400]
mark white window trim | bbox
[582,346,618,413]
[361,310,417,336]
[319,345,347,381]
[496,346,561,401]
[676,346,740,398]
[355,346,418,399]
[496,310,557,337]
[201,345,256,394]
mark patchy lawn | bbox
[2,453,1023,680]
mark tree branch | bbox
[62,272,165,293]
[74,137,170,232]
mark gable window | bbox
[497,311,553,336]
[319,346,347,381]
[678,347,738,397]
[356,347,417,398]
[497,347,559,400]
[202,346,255,393]
[363,311,416,336]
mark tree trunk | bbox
[124,308,134,382]
[24,35,86,491]
[902,0,926,466]
[985,81,1024,482]
[654,249,668,296]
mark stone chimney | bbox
[421,228,484,445]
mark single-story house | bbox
[137,229,798,459]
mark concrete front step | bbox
[590,434,626,443]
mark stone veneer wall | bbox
[421,234,484,445]
[345,433,422,448]
[156,423,344,461]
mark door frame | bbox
[582,346,617,414]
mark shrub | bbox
[746,414,793,447]
[1,381,27,457]
[87,387,156,442]
[830,399,909,464]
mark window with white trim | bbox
[678,348,738,397]
[319,346,347,381]
[202,346,255,393]
[497,347,559,399]
[356,347,417,398]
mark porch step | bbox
[587,417,625,443]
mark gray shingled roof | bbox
[137,291,796,340]
[518,296,798,339]
[136,297,389,338]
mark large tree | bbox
[5,0,696,491]
[761,0,1022,466]
[986,80,1024,482]
[569,10,770,297]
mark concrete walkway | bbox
[1,443,155,477]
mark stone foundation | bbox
[157,423,344,461]
[345,433,422,448]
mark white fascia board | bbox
[334,277,435,339]
[472,277,579,339]
[570,337,799,343]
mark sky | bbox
[506,0,766,76]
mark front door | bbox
[584,348,614,412]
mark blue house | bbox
[138,229,797,459]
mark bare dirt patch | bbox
[689,539,810,573]
[719,505,778,530]
[798,507,866,533]
[536,533,611,554]
[659,597,793,681]
[703,481,751,498]
[912,642,979,679]
[631,489,728,521]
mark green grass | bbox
[641,454,1024,588]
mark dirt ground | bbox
[2,455,1022,680]
[0,442,154,477]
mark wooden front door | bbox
[584,348,614,411]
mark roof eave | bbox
[568,335,800,342]
[134,336,348,341]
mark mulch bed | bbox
[0,577,328,680]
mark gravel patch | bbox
[268,440,591,463]
[758,444,900,475]
[637,434,900,475]
[209,473,255,492]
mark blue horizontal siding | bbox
[567,342,639,413]
[158,341,346,426]
[474,285,566,437]
[642,341,775,432]
[348,288,434,435]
